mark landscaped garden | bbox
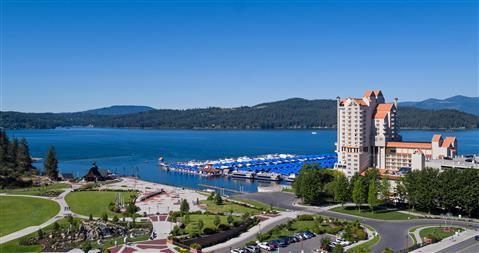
[330,205,416,220]
[0,196,60,236]
[0,215,152,253]
[169,194,260,251]
[65,190,136,217]
[419,226,464,242]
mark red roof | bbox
[373,103,394,119]
[432,134,442,143]
[386,141,432,149]
[442,137,456,148]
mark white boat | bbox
[312,131,317,135]
[255,172,281,181]
[230,171,255,179]
[285,173,296,182]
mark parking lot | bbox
[228,234,337,253]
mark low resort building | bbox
[335,90,459,177]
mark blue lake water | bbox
[7,128,479,192]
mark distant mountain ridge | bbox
[83,105,155,115]
[2,97,478,130]
[400,95,479,115]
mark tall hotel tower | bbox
[335,90,457,177]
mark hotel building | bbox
[335,90,457,177]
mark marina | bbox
[160,153,337,182]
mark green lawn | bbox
[0,183,70,196]
[231,198,285,212]
[0,196,60,237]
[65,191,134,217]
[200,199,262,214]
[419,226,464,240]
[347,234,380,253]
[330,206,416,220]
[184,214,240,233]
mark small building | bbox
[84,163,113,181]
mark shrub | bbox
[217,223,230,231]
[202,227,218,235]
[190,243,202,250]
[232,220,243,227]
[297,214,314,221]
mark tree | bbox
[403,168,439,213]
[332,244,344,253]
[380,178,390,202]
[16,138,33,174]
[214,193,223,205]
[320,236,331,249]
[197,219,204,231]
[180,199,190,214]
[38,228,44,239]
[458,169,479,217]
[352,177,367,210]
[7,137,18,167]
[102,213,108,222]
[293,165,334,205]
[332,174,349,206]
[368,180,381,212]
[214,215,221,227]
[113,215,119,223]
[44,146,59,180]
[89,214,93,221]
[207,192,215,201]
[227,214,233,224]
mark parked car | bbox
[230,248,247,253]
[258,242,277,251]
[294,233,306,240]
[475,235,479,241]
[303,231,316,238]
[272,238,288,247]
[281,236,296,244]
[245,245,261,253]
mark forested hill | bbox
[1,98,478,129]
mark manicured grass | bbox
[0,196,60,236]
[0,183,70,196]
[347,234,380,253]
[232,198,285,212]
[65,191,134,217]
[330,206,416,220]
[200,199,261,214]
[184,214,240,233]
[419,226,464,240]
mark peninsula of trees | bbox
[2,98,478,129]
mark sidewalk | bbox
[410,229,479,253]
[202,211,299,252]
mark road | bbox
[436,237,479,253]
[238,192,479,252]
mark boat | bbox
[311,131,317,135]
[230,170,255,179]
[255,172,281,181]
[284,173,296,182]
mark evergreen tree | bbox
[214,193,223,205]
[180,199,190,214]
[0,129,9,167]
[44,146,59,180]
[7,138,18,167]
[16,138,33,174]
[380,178,390,202]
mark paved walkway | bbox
[108,239,175,253]
[202,211,299,253]
[410,229,479,253]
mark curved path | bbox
[0,186,77,244]
[238,192,479,252]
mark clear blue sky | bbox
[1,1,477,112]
